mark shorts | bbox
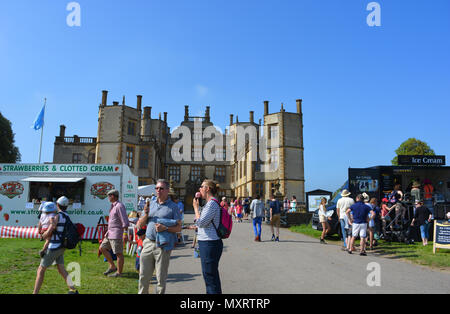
[40,248,65,268]
[345,228,352,237]
[271,214,281,227]
[100,237,124,255]
[319,215,326,223]
[352,223,367,238]
[237,213,243,218]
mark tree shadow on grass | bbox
[372,244,420,260]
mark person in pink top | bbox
[100,189,129,277]
[380,198,390,232]
[235,197,243,222]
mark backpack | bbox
[211,199,233,239]
[59,212,81,249]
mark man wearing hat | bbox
[336,189,354,250]
[33,197,78,294]
[100,189,129,277]
[411,181,421,203]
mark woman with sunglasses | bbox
[193,179,223,294]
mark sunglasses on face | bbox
[155,187,166,190]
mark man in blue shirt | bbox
[347,194,372,256]
[137,179,182,294]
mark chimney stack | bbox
[122,96,126,106]
[59,125,66,137]
[112,101,119,106]
[230,114,234,126]
[264,100,269,116]
[296,99,302,114]
[143,106,152,119]
[101,90,108,107]
[164,112,167,123]
[205,106,210,122]
[249,111,254,123]
[184,106,189,121]
[137,95,142,111]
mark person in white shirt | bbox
[290,196,297,213]
[319,198,332,244]
[336,189,354,250]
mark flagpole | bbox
[38,98,46,164]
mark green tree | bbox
[391,138,435,165]
[0,112,21,163]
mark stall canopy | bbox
[138,185,156,196]
[21,177,85,183]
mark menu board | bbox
[433,220,450,253]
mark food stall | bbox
[0,163,137,239]
[348,155,450,218]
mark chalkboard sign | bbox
[433,220,450,254]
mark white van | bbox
[0,163,137,239]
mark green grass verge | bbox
[0,239,139,294]
[289,224,450,269]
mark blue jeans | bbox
[420,223,430,240]
[253,217,262,237]
[424,199,434,216]
[339,219,347,248]
[198,239,223,294]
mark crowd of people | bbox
[32,180,303,294]
[319,185,436,257]
[31,178,440,294]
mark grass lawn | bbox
[0,238,140,294]
[289,224,450,270]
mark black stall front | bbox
[348,155,450,219]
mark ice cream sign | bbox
[90,182,115,200]
[0,181,24,199]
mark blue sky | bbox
[0,0,449,193]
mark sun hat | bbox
[341,189,351,197]
[412,181,421,188]
[362,192,370,202]
[41,202,57,213]
[107,189,119,198]
[57,196,69,207]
